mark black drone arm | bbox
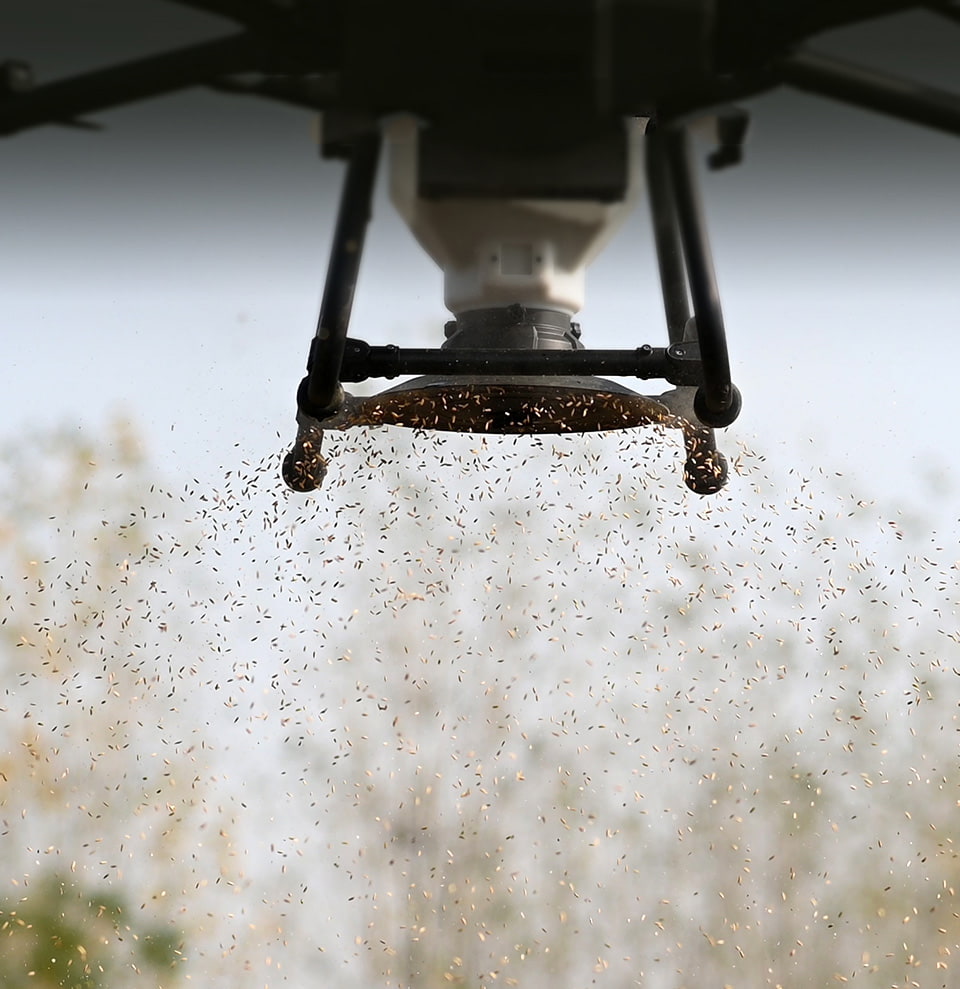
[0,33,271,136]
[3,0,957,140]
[924,0,960,25]
[165,0,282,24]
[778,50,960,138]
[715,0,918,69]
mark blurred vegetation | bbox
[0,874,181,988]
[0,422,200,987]
[1,421,958,987]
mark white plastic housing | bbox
[387,116,643,317]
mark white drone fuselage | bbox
[386,115,643,321]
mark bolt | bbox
[1,60,33,94]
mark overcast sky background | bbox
[3,2,960,499]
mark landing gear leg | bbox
[282,130,381,492]
[645,123,740,493]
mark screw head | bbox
[1,60,33,94]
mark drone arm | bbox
[779,50,960,138]
[715,0,917,70]
[205,74,338,112]
[0,33,267,135]
[164,0,282,24]
[923,0,960,25]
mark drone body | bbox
[4,0,959,493]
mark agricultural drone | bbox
[4,1,960,492]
